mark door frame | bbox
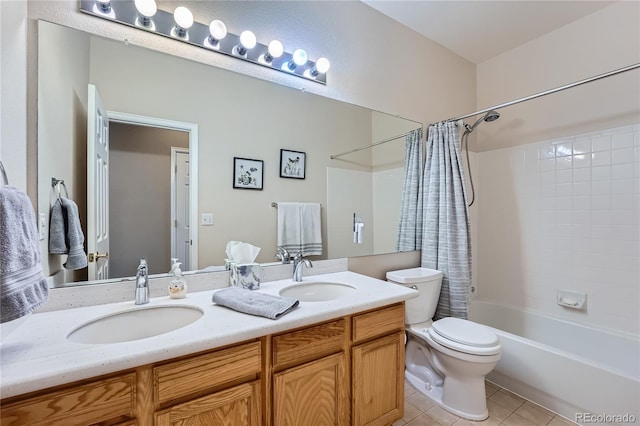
[170,147,190,266]
[107,111,199,271]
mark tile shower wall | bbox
[476,124,639,336]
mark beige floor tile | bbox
[489,389,526,412]
[486,400,514,422]
[485,381,500,398]
[407,390,437,412]
[404,401,424,422]
[515,401,554,425]
[408,413,445,426]
[393,419,408,426]
[426,406,461,426]
[472,416,502,426]
[502,413,539,426]
[548,415,579,426]
[405,380,419,397]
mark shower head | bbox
[465,110,500,133]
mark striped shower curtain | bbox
[396,128,423,251]
[422,121,472,319]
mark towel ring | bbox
[0,161,8,186]
[51,178,69,201]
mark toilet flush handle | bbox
[410,285,418,290]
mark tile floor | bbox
[394,380,578,426]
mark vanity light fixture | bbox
[172,6,193,39]
[96,0,111,13]
[308,57,331,77]
[262,40,284,64]
[207,19,227,48]
[285,49,307,71]
[134,0,157,28]
[235,30,257,56]
[79,0,329,84]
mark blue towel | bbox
[49,197,88,270]
[212,287,299,320]
[0,186,49,323]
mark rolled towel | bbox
[0,186,49,323]
[212,287,299,320]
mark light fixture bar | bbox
[79,0,328,84]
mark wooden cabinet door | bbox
[352,331,404,426]
[155,380,260,426]
[273,352,348,426]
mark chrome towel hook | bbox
[51,177,69,201]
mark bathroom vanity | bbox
[0,272,416,426]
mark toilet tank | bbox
[386,267,443,325]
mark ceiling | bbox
[361,1,615,64]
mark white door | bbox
[171,148,190,270]
[87,84,110,281]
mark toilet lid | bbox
[430,317,500,350]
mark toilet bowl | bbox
[386,268,502,421]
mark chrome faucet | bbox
[135,259,150,305]
[292,253,313,282]
[275,246,291,264]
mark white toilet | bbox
[386,267,502,421]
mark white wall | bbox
[0,1,28,191]
[475,2,640,336]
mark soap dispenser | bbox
[168,262,188,299]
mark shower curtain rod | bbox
[443,63,640,123]
[330,128,421,159]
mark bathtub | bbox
[469,300,639,424]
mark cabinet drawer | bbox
[352,303,404,343]
[272,319,346,370]
[0,373,136,426]
[154,340,261,405]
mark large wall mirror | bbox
[37,20,421,287]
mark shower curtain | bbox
[422,121,472,319]
[396,128,423,251]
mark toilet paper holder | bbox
[557,289,587,310]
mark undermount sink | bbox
[67,305,204,344]
[279,281,357,302]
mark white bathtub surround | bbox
[0,270,416,399]
[477,123,640,336]
[470,300,640,423]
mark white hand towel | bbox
[276,202,322,256]
[277,202,301,253]
[300,203,322,256]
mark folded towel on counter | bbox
[212,287,299,320]
[0,185,49,323]
[49,197,88,270]
[276,202,322,256]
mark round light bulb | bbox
[267,40,284,58]
[315,57,331,74]
[239,30,257,49]
[292,49,308,66]
[134,0,157,17]
[174,6,193,29]
[209,20,227,40]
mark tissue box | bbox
[230,263,261,290]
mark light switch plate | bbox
[201,213,214,226]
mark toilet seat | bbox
[428,318,501,356]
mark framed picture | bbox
[280,149,306,179]
[233,157,264,190]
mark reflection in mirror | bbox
[37,20,421,287]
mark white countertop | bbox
[0,271,417,399]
